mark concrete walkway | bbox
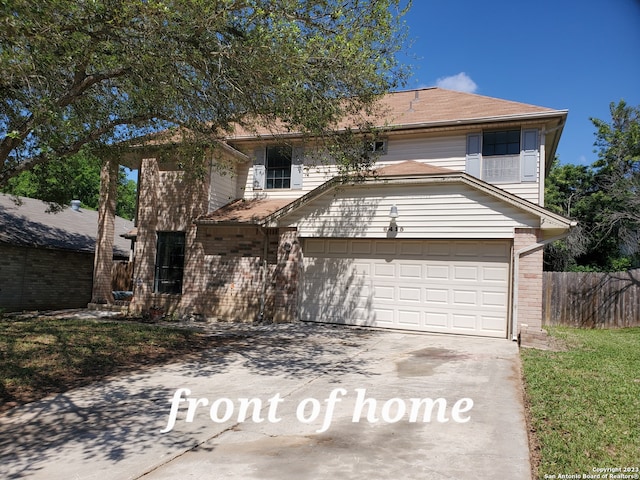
[0,321,531,479]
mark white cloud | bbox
[435,72,478,93]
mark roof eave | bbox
[225,110,569,142]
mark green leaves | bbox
[545,100,640,272]
[1,0,410,184]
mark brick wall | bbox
[514,228,543,332]
[129,158,302,322]
[178,226,301,322]
[0,244,94,312]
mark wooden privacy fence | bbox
[543,269,640,328]
[111,261,133,292]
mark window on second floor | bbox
[253,144,304,191]
[482,130,520,156]
[266,146,292,189]
[466,129,538,184]
[366,139,388,155]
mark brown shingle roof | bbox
[226,87,563,139]
[376,87,557,127]
[199,198,293,224]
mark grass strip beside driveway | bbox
[521,327,640,479]
[0,316,210,412]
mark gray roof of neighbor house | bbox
[0,194,134,257]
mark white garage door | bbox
[301,239,510,338]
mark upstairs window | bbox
[266,146,292,189]
[466,129,538,184]
[482,130,520,156]
[253,144,304,190]
[154,232,185,294]
[366,139,388,155]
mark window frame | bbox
[466,128,540,184]
[265,145,292,190]
[482,129,521,157]
[366,139,388,155]
[154,231,186,295]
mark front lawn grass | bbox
[521,327,640,479]
[0,316,211,412]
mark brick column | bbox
[91,157,118,304]
[514,228,548,347]
[129,158,159,314]
[270,229,301,323]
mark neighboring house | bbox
[92,87,574,343]
[0,194,133,312]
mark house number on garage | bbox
[161,388,474,434]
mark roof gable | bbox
[263,163,573,232]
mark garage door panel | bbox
[399,241,424,255]
[425,288,449,304]
[482,266,508,282]
[373,263,396,278]
[327,240,349,253]
[453,265,479,281]
[374,242,397,255]
[399,287,421,302]
[483,242,510,257]
[302,239,509,338]
[426,242,451,256]
[482,291,508,307]
[351,240,372,254]
[352,262,371,276]
[452,290,478,305]
[373,285,395,301]
[451,313,477,330]
[399,264,421,279]
[398,310,420,326]
[426,265,449,280]
[425,312,449,328]
[481,315,507,332]
[373,308,395,324]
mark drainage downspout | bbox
[511,231,573,341]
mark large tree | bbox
[1,148,138,219]
[1,0,409,186]
[591,100,640,260]
[545,101,640,271]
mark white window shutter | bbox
[466,134,482,178]
[521,129,538,182]
[291,146,304,190]
[253,147,266,190]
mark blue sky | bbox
[399,0,640,166]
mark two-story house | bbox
[90,87,573,343]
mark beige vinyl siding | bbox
[378,133,466,170]
[242,134,466,199]
[240,132,541,204]
[279,183,539,239]
[497,182,540,205]
[209,163,238,211]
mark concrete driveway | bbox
[0,322,530,480]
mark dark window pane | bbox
[154,232,185,294]
[266,146,292,189]
[482,129,520,156]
